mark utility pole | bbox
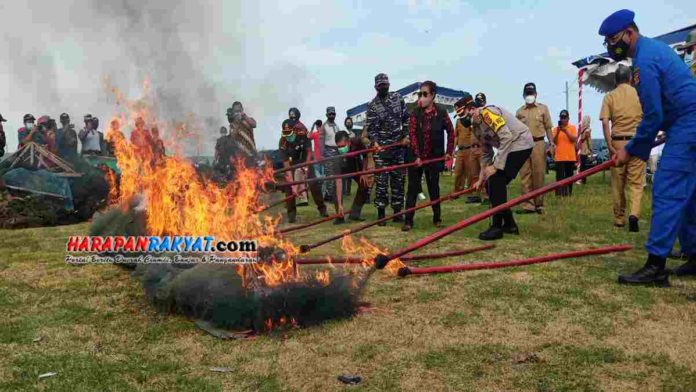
[564,80,569,111]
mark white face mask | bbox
[685,51,694,66]
[25,122,34,130]
[524,95,536,105]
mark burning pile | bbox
[89,85,380,333]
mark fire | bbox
[340,236,405,275]
[264,316,298,332]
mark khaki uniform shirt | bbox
[454,121,474,148]
[599,83,643,137]
[515,102,552,139]
[473,105,535,171]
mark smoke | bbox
[0,0,314,155]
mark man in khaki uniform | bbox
[600,65,645,232]
[515,83,555,214]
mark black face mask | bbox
[460,115,472,128]
[377,87,389,98]
[345,123,353,130]
[607,35,630,61]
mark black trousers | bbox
[487,148,533,226]
[555,161,575,196]
[405,164,441,225]
[579,155,591,184]
[285,167,326,218]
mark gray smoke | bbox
[0,0,312,155]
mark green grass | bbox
[1,173,695,391]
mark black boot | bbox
[501,211,519,235]
[479,214,504,241]
[628,215,639,233]
[618,254,669,286]
[377,208,386,226]
[672,255,696,276]
[392,208,403,223]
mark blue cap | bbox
[599,9,635,37]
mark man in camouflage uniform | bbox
[361,73,409,224]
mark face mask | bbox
[377,86,389,98]
[285,134,296,143]
[460,115,472,128]
[25,122,34,130]
[345,123,353,130]
[607,34,630,61]
[338,146,349,154]
[524,95,536,105]
[684,51,694,66]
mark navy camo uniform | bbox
[364,91,409,211]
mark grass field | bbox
[1,172,695,392]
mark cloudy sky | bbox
[1,0,694,154]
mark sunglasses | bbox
[417,91,431,98]
[603,31,626,47]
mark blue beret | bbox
[599,9,635,37]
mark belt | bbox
[611,135,632,141]
[533,136,545,142]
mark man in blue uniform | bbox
[598,10,696,286]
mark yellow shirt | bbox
[599,83,643,137]
[553,124,577,162]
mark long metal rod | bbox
[278,213,342,235]
[298,186,474,253]
[374,159,616,269]
[397,244,632,277]
[273,142,402,175]
[293,244,495,265]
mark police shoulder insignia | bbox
[481,108,506,132]
[632,67,640,86]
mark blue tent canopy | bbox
[572,23,696,69]
[346,82,465,126]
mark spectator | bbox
[227,102,257,163]
[578,114,594,183]
[17,113,43,148]
[79,114,101,155]
[0,113,6,157]
[403,81,454,231]
[44,117,58,154]
[552,110,578,196]
[104,119,124,157]
[333,130,370,224]
[320,106,341,203]
[342,117,358,196]
[56,113,78,161]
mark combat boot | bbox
[377,208,387,226]
[479,214,504,241]
[618,254,669,287]
[628,215,639,233]
[672,255,696,276]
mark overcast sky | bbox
[1,0,694,154]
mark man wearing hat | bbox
[516,82,554,214]
[320,106,342,206]
[454,93,487,204]
[459,93,535,240]
[677,28,696,76]
[0,113,7,157]
[597,9,696,285]
[56,113,78,160]
[362,73,409,224]
[17,113,40,148]
[79,114,102,155]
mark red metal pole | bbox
[397,244,632,277]
[274,156,447,189]
[279,213,342,235]
[293,244,495,265]
[298,186,474,253]
[254,188,308,214]
[374,159,616,269]
[273,142,402,175]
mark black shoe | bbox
[348,215,365,222]
[478,226,503,241]
[672,258,696,276]
[333,217,346,225]
[392,209,403,223]
[465,196,482,204]
[502,223,519,235]
[319,209,329,218]
[515,209,536,215]
[618,264,669,287]
[401,224,412,232]
[377,208,386,226]
[628,215,639,232]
